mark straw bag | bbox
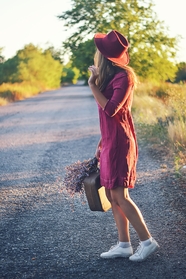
[83,170,111,212]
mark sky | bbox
[1,0,186,62]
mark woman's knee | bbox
[110,187,129,204]
[105,189,119,205]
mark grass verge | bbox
[0,82,47,104]
[133,82,186,173]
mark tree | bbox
[61,61,80,84]
[44,46,63,64]
[61,67,75,84]
[1,56,20,83]
[175,62,186,83]
[59,0,178,82]
[0,48,5,84]
[0,44,62,88]
[70,39,95,81]
[0,47,5,63]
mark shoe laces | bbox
[134,243,143,255]
[109,243,120,251]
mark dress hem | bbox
[100,178,135,190]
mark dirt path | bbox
[0,86,185,279]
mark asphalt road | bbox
[0,85,185,279]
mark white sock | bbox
[141,237,153,247]
[119,241,131,248]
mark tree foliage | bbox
[0,48,5,84]
[59,0,178,82]
[175,62,186,83]
[0,44,62,88]
[70,39,95,81]
[1,56,20,84]
[0,47,5,63]
[44,46,63,64]
[61,61,80,84]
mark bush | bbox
[0,44,62,89]
[0,82,44,103]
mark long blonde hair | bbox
[94,50,137,91]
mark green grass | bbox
[133,82,186,170]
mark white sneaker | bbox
[129,238,159,262]
[100,243,133,259]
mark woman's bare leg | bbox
[105,189,130,242]
[110,187,151,241]
[112,203,130,242]
[100,189,133,258]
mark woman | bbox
[88,30,159,262]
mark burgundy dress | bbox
[98,71,138,189]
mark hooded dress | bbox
[98,71,138,189]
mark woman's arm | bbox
[89,84,108,109]
[88,65,108,109]
[104,74,132,117]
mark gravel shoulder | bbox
[0,86,185,279]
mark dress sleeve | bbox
[103,73,132,117]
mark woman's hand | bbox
[88,67,108,109]
[88,65,99,86]
[95,147,101,161]
[95,148,101,161]
[95,138,102,161]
